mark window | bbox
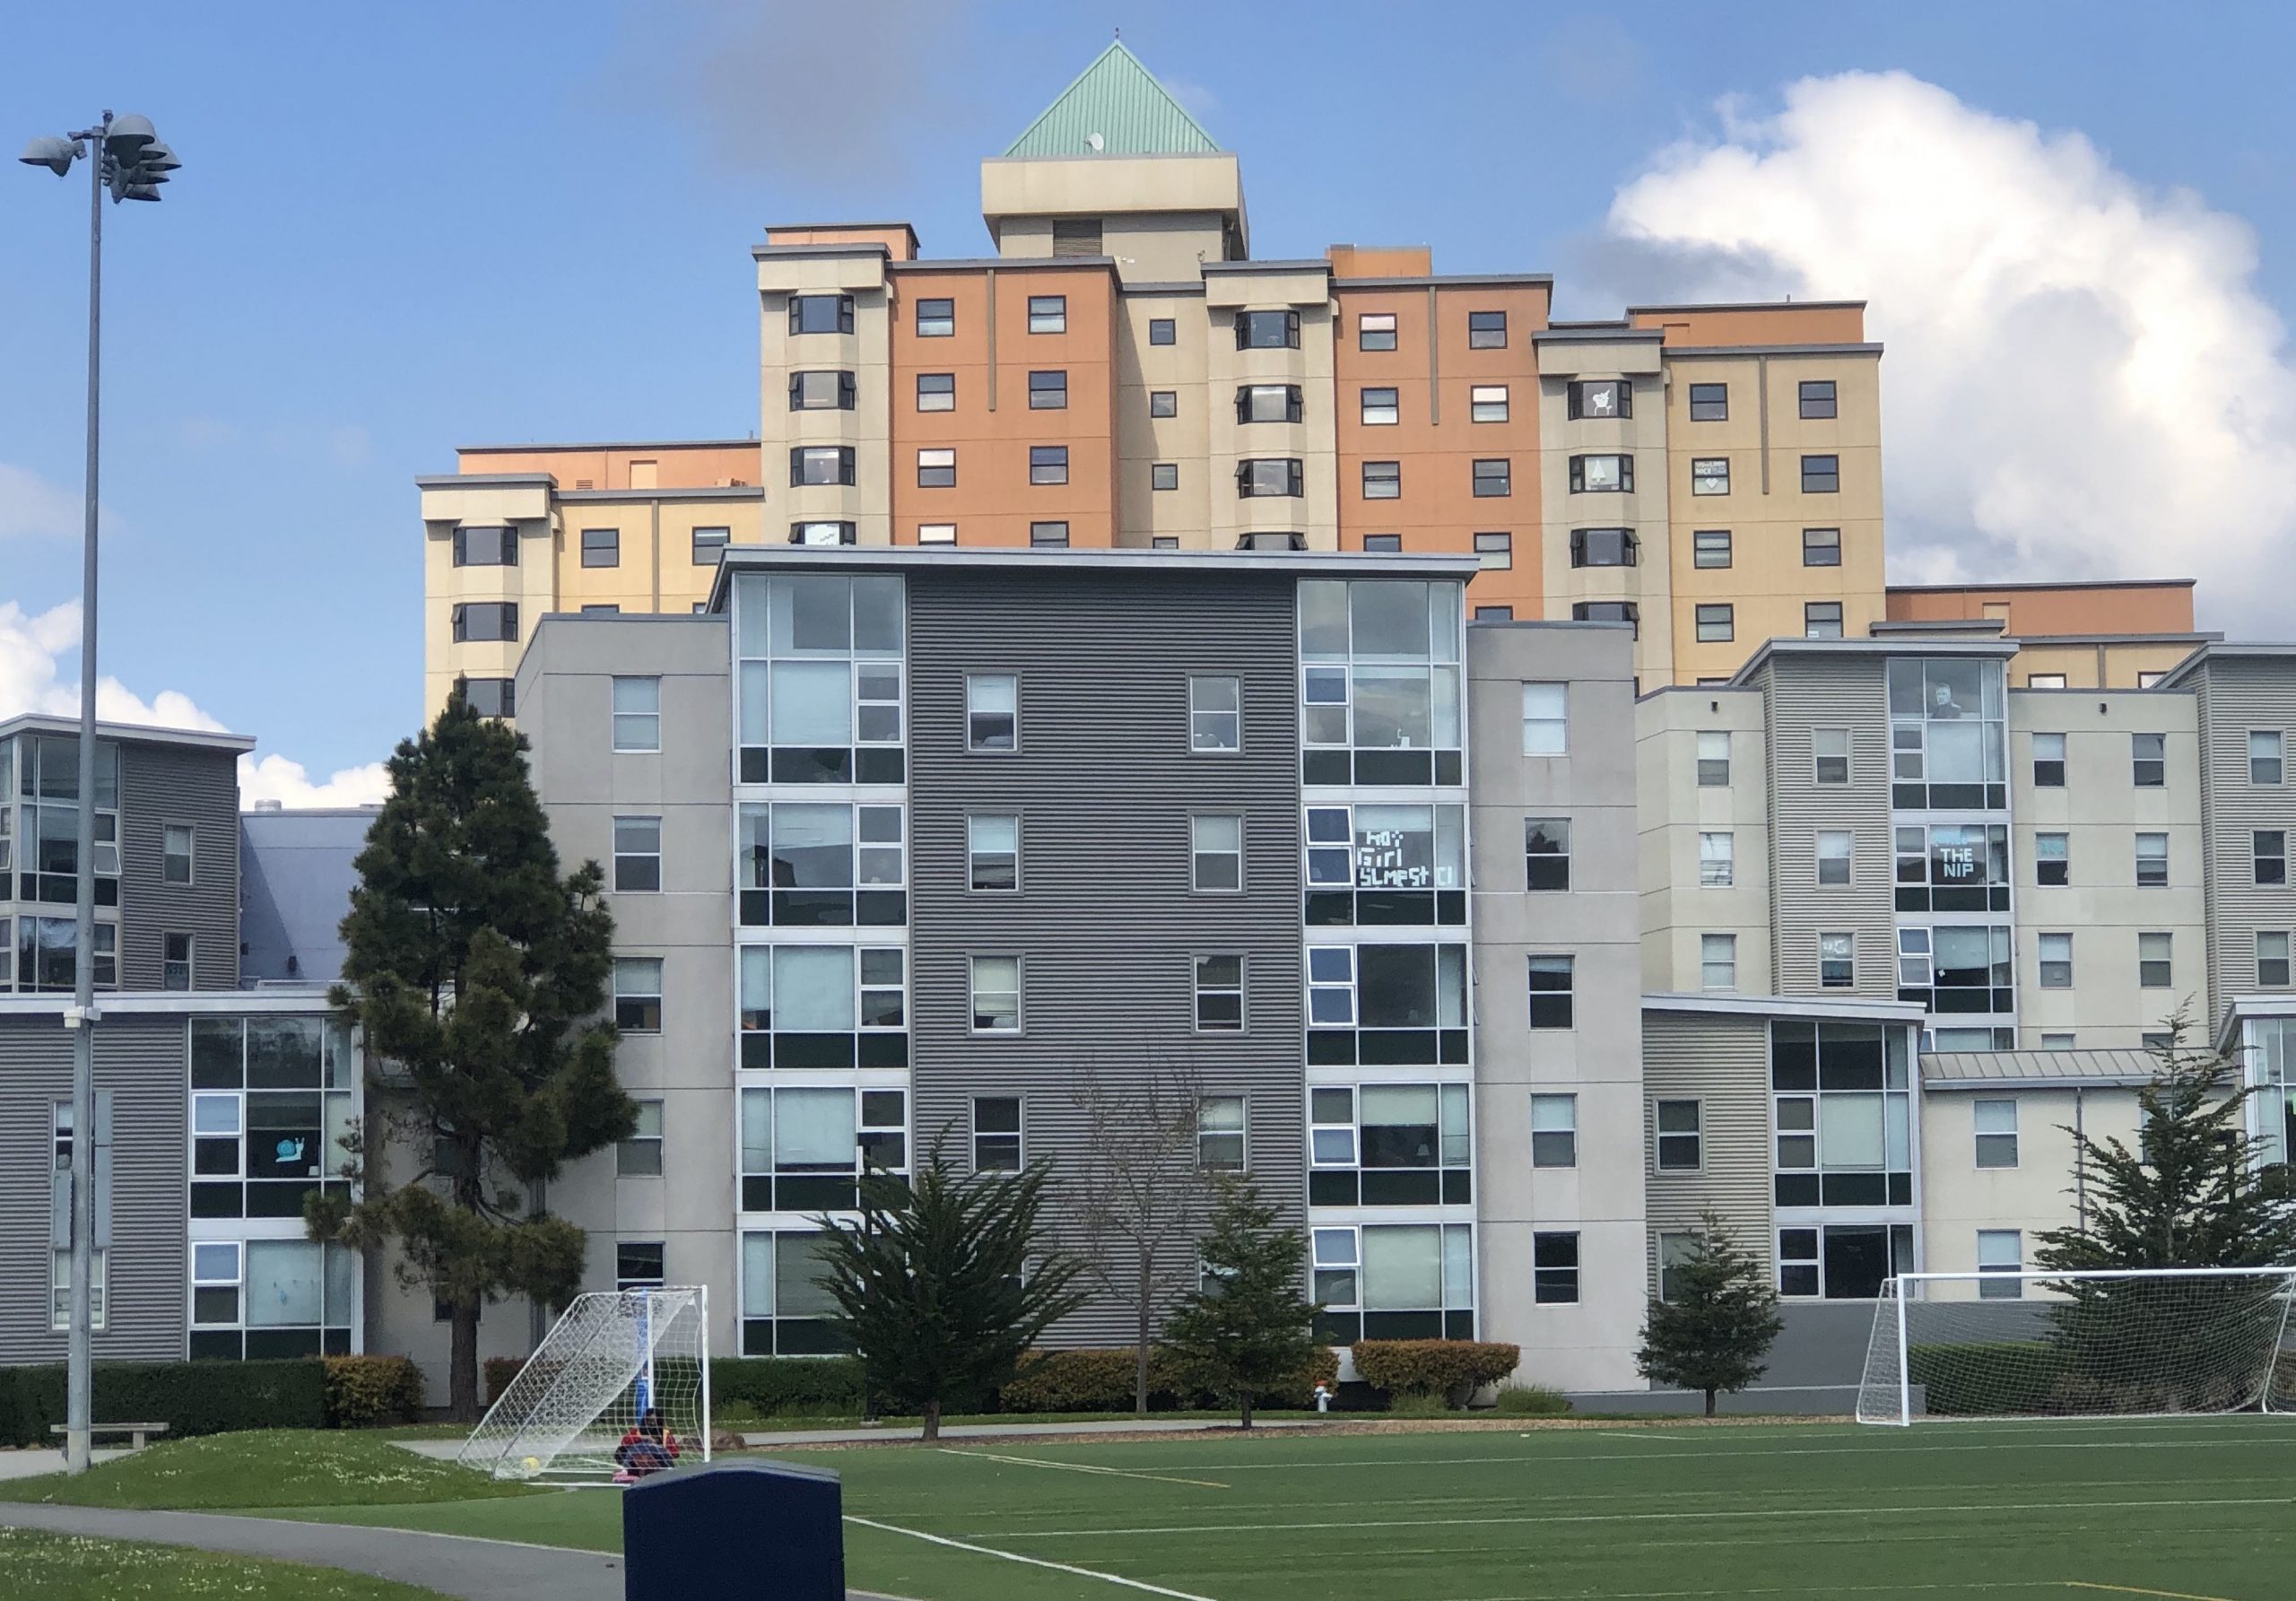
[2256,830,2288,886]
[2258,932,2292,988]
[1819,931,1856,988]
[1029,522,1069,548]
[1813,728,1850,785]
[1695,731,1730,787]
[1977,1230,2022,1298]
[613,957,663,1032]
[611,1241,665,1293]
[1475,606,1512,622]
[1148,317,1176,345]
[1364,535,1403,553]
[1026,370,1067,410]
[2251,731,2284,785]
[915,371,954,411]
[1052,218,1100,256]
[1234,309,1300,349]
[691,526,730,566]
[1521,683,1566,755]
[1198,1093,1246,1166]
[2139,932,2172,988]
[791,446,857,485]
[2135,832,2170,887]
[916,297,953,336]
[1656,1101,1702,1171]
[1361,461,1401,500]
[1693,529,1732,568]
[1028,446,1068,485]
[1530,1094,1577,1168]
[1472,459,1511,497]
[161,931,192,990]
[1809,830,1854,887]
[1567,380,1631,419]
[1525,819,1570,892]
[1527,955,1574,1029]
[1309,1221,1475,1342]
[790,520,857,548]
[1466,310,1507,349]
[1569,527,1637,568]
[2033,733,2066,787]
[1470,385,1509,422]
[1699,831,1734,888]
[1027,295,1065,334]
[1679,381,1726,422]
[1701,934,1737,990]
[451,525,516,567]
[2035,831,2069,886]
[1237,458,1305,497]
[2132,733,2166,787]
[1970,1098,2020,1169]
[1800,454,1839,492]
[1149,390,1178,418]
[1474,532,1512,569]
[968,815,1018,892]
[457,677,514,718]
[967,674,1017,753]
[1190,675,1240,753]
[1692,457,1730,495]
[580,605,622,616]
[1361,387,1399,425]
[788,370,857,410]
[970,957,1021,1033]
[1533,1232,1578,1303]
[2038,932,2074,988]
[2028,674,2066,689]
[918,524,956,545]
[1570,601,1639,636]
[1195,957,1245,1034]
[2040,1033,2076,1048]
[788,293,854,335]
[1799,379,1838,419]
[611,677,660,753]
[1805,602,1844,640]
[973,1097,1022,1170]
[1152,463,1178,491]
[1568,454,1631,492]
[1193,814,1243,892]
[2138,670,2169,689]
[612,816,661,893]
[1792,530,1843,572]
[450,603,518,643]
[1359,312,1396,351]
[1694,604,1734,643]
[157,822,196,886]
[619,1101,664,1176]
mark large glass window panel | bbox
[772,576,852,654]
[1440,1084,1471,1166]
[1300,581,1350,660]
[773,947,854,1031]
[852,578,903,654]
[774,1090,855,1170]
[770,663,853,746]
[1819,1094,1885,1169]
[1361,1225,1441,1310]
[1359,1085,1439,1167]
[775,1234,839,1320]
[741,1089,771,1176]
[772,805,854,888]
[1352,668,1432,750]
[742,1233,774,1317]
[246,1240,324,1327]
[1357,945,1437,1028]
[740,947,771,1030]
[1350,583,1431,660]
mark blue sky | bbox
[4,1,2294,793]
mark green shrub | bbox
[1907,1342,2066,1417]
[0,1361,328,1448]
[1352,1340,1521,1407]
[321,1355,426,1428]
[1000,1349,1187,1412]
[707,1356,868,1417]
[1493,1383,1572,1417]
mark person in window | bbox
[1929,682,1966,720]
[613,1407,681,1480]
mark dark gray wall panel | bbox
[118,744,241,991]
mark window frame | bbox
[967,814,1020,893]
[1696,730,1730,787]
[1799,454,1840,493]
[1805,602,1844,640]
[1690,457,1730,496]
[1813,728,1851,785]
[1521,683,1567,755]
[1152,462,1178,492]
[1701,933,1737,991]
[2254,830,2287,887]
[1699,831,1734,888]
[1147,317,1176,346]
[1194,956,1246,1036]
[1028,445,1069,486]
[1529,1092,1578,1169]
[1469,384,1509,422]
[2038,931,2074,989]
[1027,370,1068,410]
[1656,1099,1703,1172]
[1802,526,1842,567]
[613,955,664,1034]
[1361,460,1402,500]
[1471,458,1511,498]
[915,371,955,412]
[1026,295,1067,335]
[1189,674,1241,754]
[1694,604,1735,643]
[611,815,663,894]
[1197,1092,1248,1167]
[972,1095,1022,1171]
[618,1099,665,1177]
[915,297,954,336]
[1474,531,1512,570]
[1191,813,1244,894]
[1526,954,1575,1031]
[1567,454,1631,494]
[1692,529,1733,569]
[1973,1098,2019,1169]
[611,675,661,753]
[2138,931,2173,989]
[1358,312,1396,351]
[2132,732,2167,787]
[1149,389,1178,418]
[2249,730,2284,786]
[1798,379,1838,419]
[1360,387,1399,426]
[162,822,196,886]
[966,674,1019,754]
[1532,1231,1579,1304]
[970,957,1022,1035]
[1524,817,1570,892]
[2032,732,2066,787]
[1465,309,1507,349]
[1687,382,1728,422]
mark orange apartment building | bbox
[420,40,2210,716]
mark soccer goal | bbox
[460,1286,710,1482]
[1857,1268,2296,1425]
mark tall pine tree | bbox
[1636,1211,1783,1416]
[1159,1178,1318,1430]
[307,694,631,1421]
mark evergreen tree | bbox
[812,1143,1086,1443]
[1636,1211,1783,1416]
[1158,1178,1318,1430]
[307,694,631,1421]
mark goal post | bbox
[1857,1268,2296,1425]
[459,1285,711,1482]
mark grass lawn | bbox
[0,1431,539,1510]
[1,1526,441,1600]
[238,1414,2296,1599]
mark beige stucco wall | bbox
[1204,268,1337,549]
[1636,688,1775,993]
[1536,336,1673,687]
[1919,1083,2143,1277]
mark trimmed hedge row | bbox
[1002,1347,1342,1413]
[321,1355,426,1428]
[0,1360,328,1448]
[708,1356,868,1416]
[1351,1340,1521,1403]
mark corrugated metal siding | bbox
[2194,659,2296,1030]
[908,569,1302,1345]
[1758,657,1896,997]
[1642,1009,1772,1288]
[118,744,241,991]
[0,1014,186,1362]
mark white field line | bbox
[1585,1430,1695,1444]
[937,1449,1227,1489]
[1446,1584,2231,1601]
[971,1492,2296,1542]
[844,1515,1220,1600]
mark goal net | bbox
[460,1286,710,1482]
[1857,1268,2296,1425]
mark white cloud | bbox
[1591,71,2296,637]
[0,464,85,541]
[0,597,389,808]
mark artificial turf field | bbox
[265,1414,2296,1601]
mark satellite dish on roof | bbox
[1086,131,1105,152]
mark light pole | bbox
[19,110,181,1476]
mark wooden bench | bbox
[50,1422,170,1452]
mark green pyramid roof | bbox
[1003,40,1220,159]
